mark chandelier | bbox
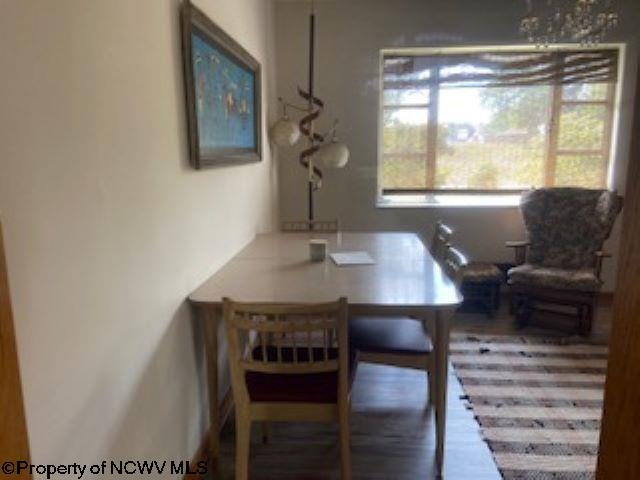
[270,1,349,223]
[520,0,620,46]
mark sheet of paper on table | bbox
[329,251,376,266]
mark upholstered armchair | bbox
[507,188,623,335]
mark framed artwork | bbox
[181,1,262,168]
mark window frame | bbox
[377,44,623,207]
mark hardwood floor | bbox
[212,295,613,479]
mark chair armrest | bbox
[505,241,531,248]
[505,240,530,266]
[595,251,613,279]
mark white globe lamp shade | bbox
[270,117,301,147]
[317,141,349,169]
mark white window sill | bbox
[377,194,522,208]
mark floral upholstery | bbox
[508,264,601,292]
[463,262,503,283]
[520,188,622,269]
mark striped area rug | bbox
[450,334,608,480]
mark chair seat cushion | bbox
[349,317,433,355]
[246,346,356,404]
[508,263,601,292]
[463,262,503,283]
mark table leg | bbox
[202,306,220,473]
[434,308,453,477]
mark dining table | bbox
[188,230,462,476]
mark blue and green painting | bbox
[191,31,256,153]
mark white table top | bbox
[189,232,462,309]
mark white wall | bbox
[274,0,640,289]
[0,0,277,474]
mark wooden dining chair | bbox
[281,219,340,233]
[433,221,503,317]
[349,243,467,407]
[430,220,453,262]
[442,243,469,286]
[224,297,353,480]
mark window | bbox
[379,48,619,204]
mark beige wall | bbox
[0,0,277,473]
[274,0,640,290]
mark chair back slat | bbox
[260,330,268,365]
[323,327,329,363]
[307,325,313,362]
[231,316,337,333]
[224,298,348,378]
[276,332,283,363]
[292,329,299,363]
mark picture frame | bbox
[181,1,262,169]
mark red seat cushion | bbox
[245,347,356,404]
[349,317,433,355]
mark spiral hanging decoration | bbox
[297,86,325,190]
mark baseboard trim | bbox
[185,389,234,479]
